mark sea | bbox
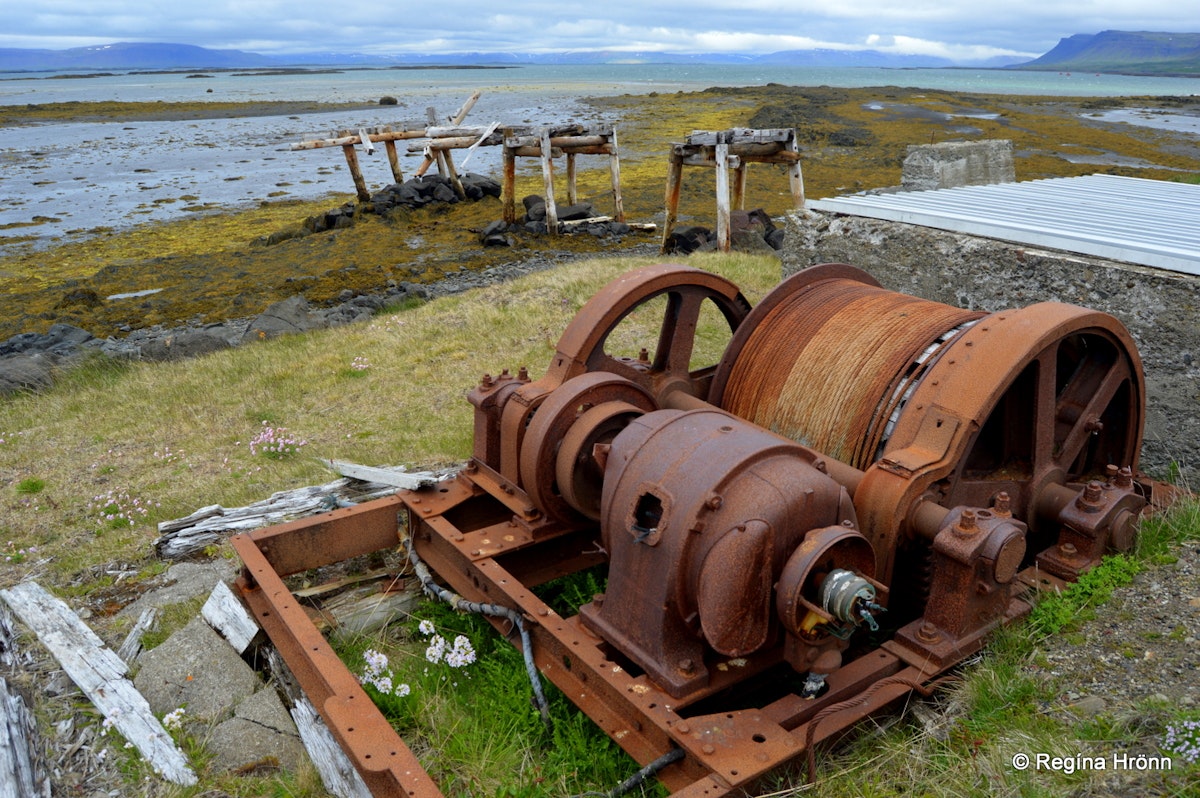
[2,63,1197,254]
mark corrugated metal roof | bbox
[808,174,1200,277]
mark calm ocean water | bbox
[1,63,1196,254]
[2,63,1199,105]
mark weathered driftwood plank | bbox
[201,581,260,655]
[0,606,49,798]
[540,128,559,232]
[290,126,427,151]
[609,127,626,223]
[0,583,196,786]
[116,606,158,665]
[290,698,372,798]
[0,676,47,798]
[342,143,370,202]
[324,460,452,489]
[153,478,396,560]
[715,140,732,252]
[319,583,419,638]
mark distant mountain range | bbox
[0,41,1023,73]
[1,33,1197,75]
[1015,30,1200,75]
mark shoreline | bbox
[1,85,1198,345]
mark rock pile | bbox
[664,208,786,255]
[478,194,633,246]
[304,173,503,234]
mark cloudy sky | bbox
[2,1,1196,61]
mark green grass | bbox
[0,250,777,796]
[334,600,663,797]
[3,248,1198,796]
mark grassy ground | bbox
[3,248,1198,796]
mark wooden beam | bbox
[0,582,197,786]
[290,128,426,151]
[502,129,517,225]
[290,698,373,798]
[384,140,403,183]
[661,149,683,253]
[566,152,578,206]
[609,127,625,223]
[715,140,731,252]
[201,581,260,655]
[341,143,371,202]
[116,606,158,665]
[732,162,748,211]
[325,460,448,490]
[539,128,559,233]
[787,131,806,208]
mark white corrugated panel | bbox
[808,174,1200,276]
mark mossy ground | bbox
[2,87,1197,342]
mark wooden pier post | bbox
[661,149,684,253]
[502,128,517,225]
[609,128,626,223]
[714,137,732,252]
[341,143,371,202]
[539,128,559,232]
[384,139,403,184]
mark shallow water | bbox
[1,64,1196,255]
[0,90,602,254]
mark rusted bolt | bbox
[706,494,723,510]
[1105,464,1120,485]
[465,461,478,474]
[518,366,529,381]
[1059,542,1078,558]
[1116,466,1134,489]
[992,491,1012,516]
[480,373,493,389]
[592,593,605,607]
[638,347,650,363]
[814,459,828,474]
[916,622,941,643]
[1077,481,1104,510]
[678,658,694,674]
[702,744,716,755]
[1084,415,1104,434]
[953,509,978,536]
[500,367,510,379]
[676,722,691,734]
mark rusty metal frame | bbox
[229,469,1041,797]
[226,261,1175,795]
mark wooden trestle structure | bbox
[662,128,805,253]
[410,123,624,234]
[290,90,624,235]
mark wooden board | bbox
[0,582,196,786]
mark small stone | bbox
[1069,695,1106,717]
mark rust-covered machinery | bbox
[233,262,1157,796]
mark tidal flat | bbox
[1,85,1197,342]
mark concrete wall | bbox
[900,139,1016,191]
[781,210,1199,485]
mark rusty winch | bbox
[233,262,1155,796]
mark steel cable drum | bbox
[710,264,984,471]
